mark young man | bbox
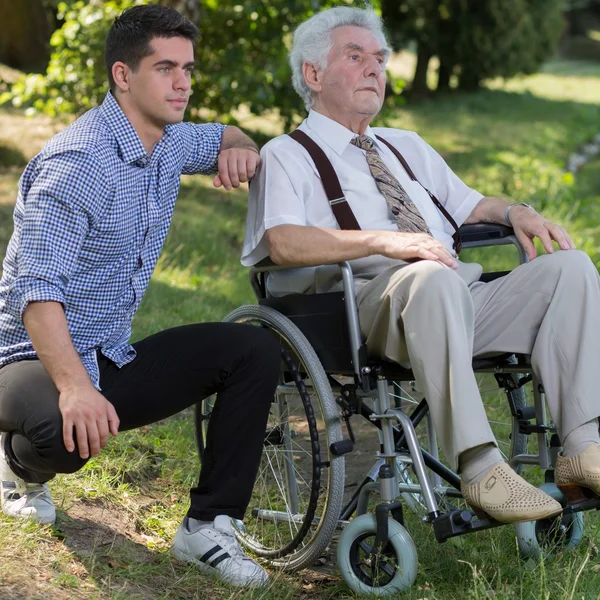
[0,5,278,588]
[243,7,600,524]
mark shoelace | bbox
[217,529,259,565]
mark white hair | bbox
[289,6,390,111]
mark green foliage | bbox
[382,0,565,92]
[450,0,565,90]
[1,0,141,116]
[1,0,386,128]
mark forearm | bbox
[220,126,258,153]
[23,301,92,393]
[266,224,380,266]
[464,196,511,225]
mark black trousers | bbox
[0,323,280,521]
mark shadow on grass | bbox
[57,509,207,600]
[0,144,26,168]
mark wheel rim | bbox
[348,532,399,588]
[535,513,577,549]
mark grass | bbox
[0,51,600,599]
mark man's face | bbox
[315,26,387,120]
[125,36,194,128]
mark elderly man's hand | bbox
[510,206,575,259]
[213,147,260,190]
[376,231,458,269]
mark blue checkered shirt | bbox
[0,92,226,389]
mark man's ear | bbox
[302,61,322,93]
[112,61,131,93]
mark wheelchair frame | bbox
[222,223,599,593]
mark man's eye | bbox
[160,67,170,73]
[350,54,360,61]
[184,68,193,76]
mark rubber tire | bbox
[219,304,345,571]
[337,514,418,597]
[515,483,584,558]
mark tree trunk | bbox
[457,68,482,91]
[159,0,201,24]
[436,61,454,93]
[0,0,52,72]
[410,42,432,96]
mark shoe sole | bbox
[557,482,600,505]
[171,546,269,588]
[471,505,563,524]
[3,510,56,525]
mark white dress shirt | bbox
[242,110,484,295]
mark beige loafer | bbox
[556,444,600,504]
[461,462,563,524]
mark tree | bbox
[450,0,564,91]
[382,0,564,94]
[0,0,53,71]
[381,0,447,96]
[2,0,367,128]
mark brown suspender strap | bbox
[287,129,462,252]
[375,135,462,253]
[287,130,361,230]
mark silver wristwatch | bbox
[504,202,534,227]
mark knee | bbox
[411,261,470,302]
[540,249,596,281]
[28,418,88,474]
[235,324,281,372]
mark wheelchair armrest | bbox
[459,223,514,245]
[459,223,528,264]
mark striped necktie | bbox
[351,135,431,235]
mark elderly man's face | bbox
[316,26,387,121]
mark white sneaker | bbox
[0,435,56,525]
[172,515,269,588]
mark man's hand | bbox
[510,206,575,259]
[59,384,120,459]
[375,231,458,269]
[213,147,260,190]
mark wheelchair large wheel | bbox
[337,514,418,597]
[196,304,345,571]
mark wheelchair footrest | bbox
[432,509,504,542]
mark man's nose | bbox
[174,69,191,91]
[364,55,384,78]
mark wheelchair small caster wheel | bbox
[515,483,584,558]
[337,514,418,596]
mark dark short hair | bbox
[105,4,199,91]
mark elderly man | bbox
[242,6,600,523]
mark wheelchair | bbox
[196,224,599,596]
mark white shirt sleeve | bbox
[402,132,484,227]
[241,139,314,266]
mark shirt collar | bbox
[99,92,155,166]
[305,110,378,156]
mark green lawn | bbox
[0,56,600,599]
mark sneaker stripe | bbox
[209,552,231,568]
[198,545,223,564]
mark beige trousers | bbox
[356,250,600,471]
